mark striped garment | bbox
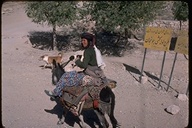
[53,71,85,96]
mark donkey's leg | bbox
[57,107,68,125]
[76,101,87,128]
[94,109,109,128]
[109,113,120,128]
[105,103,119,128]
[78,114,86,128]
[107,93,120,128]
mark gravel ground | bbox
[2,2,189,128]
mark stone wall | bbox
[147,20,188,36]
[134,20,188,39]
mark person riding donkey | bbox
[45,32,108,107]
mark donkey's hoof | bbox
[57,120,64,125]
[116,123,121,128]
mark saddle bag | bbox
[61,86,94,107]
[60,84,108,116]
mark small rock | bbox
[166,105,180,115]
[177,94,188,101]
[32,44,36,48]
[141,76,148,84]
[122,65,126,70]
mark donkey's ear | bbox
[52,59,57,68]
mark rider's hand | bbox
[69,56,75,61]
[77,55,82,60]
[75,55,82,61]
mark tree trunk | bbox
[179,20,181,30]
[52,25,57,50]
[124,28,128,38]
[114,32,120,45]
[124,28,129,47]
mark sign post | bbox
[158,51,167,88]
[167,30,188,91]
[141,27,172,88]
[166,52,177,91]
[140,48,147,83]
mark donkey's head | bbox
[52,59,65,85]
[51,55,76,85]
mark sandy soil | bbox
[1,2,189,128]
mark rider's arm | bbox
[75,49,91,69]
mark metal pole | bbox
[166,52,177,91]
[140,48,147,83]
[158,51,166,88]
[186,84,189,96]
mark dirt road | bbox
[2,2,189,128]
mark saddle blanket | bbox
[53,71,85,96]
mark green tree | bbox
[79,1,165,45]
[25,1,77,50]
[172,1,188,60]
[172,1,188,30]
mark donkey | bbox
[51,58,120,128]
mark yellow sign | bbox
[174,30,188,55]
[144,27,172,51]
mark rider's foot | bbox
[44,90,58,99]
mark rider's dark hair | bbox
[81,32,96,48]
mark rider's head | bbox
[80,32,95,49]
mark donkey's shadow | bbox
[44,98,101,128]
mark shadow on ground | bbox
[122,63,175,90]
[44,98,102,128]
[123,63,141,82]
[28,31,76,51]
[28,30,140,56]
